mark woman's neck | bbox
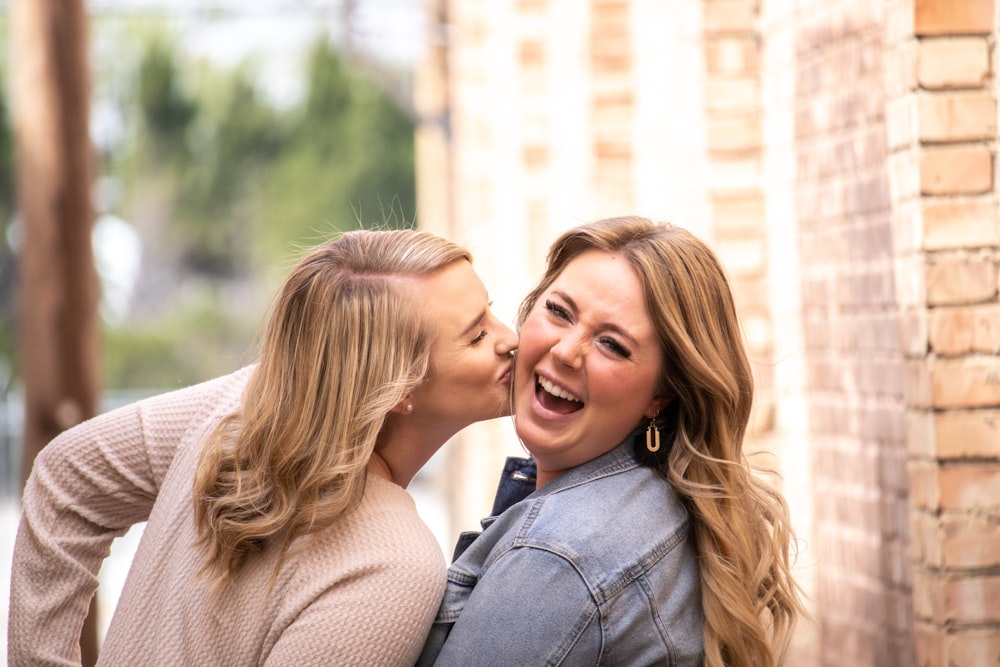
[371,413,460,488]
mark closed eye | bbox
[544,299,571,322]
[599,336,632,359]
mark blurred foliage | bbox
[0,21,417,390]
[256,39,416,263]
[0,63,17,388]
[136,37,197,162]
[102,297,260,390]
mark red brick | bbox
[899,308,930,357]
[922,198,1000,250]
[925,254,997,306]
[918,91,997,142]
[905,358,934,408]
[915,0,994,36]
[518,40,545,68]
[976,304,1000,353]
[937,461,1000,510]
[940,514,1000,568]
[909,460,941,510]
[944,629,1000,666]
[710,194,764,236]
[914,569,943,620]
[929,304,1000,357]
[705,77,759,113]
[920,145,993,195]
[917,570,1000,625]
[912,509,943,565]
[703,0,757,35]
[932,356,1000,408]
[928,306,977,355]
[591,0,628,28]
[917,37,990,89]
[522,144,549,168]
[707,113,761,153]
[705,36,759,74]
[593,139,631,160]
[907,410,936,458]
[935,408,1000,458]
[940,575,1000,623]
[914,620,945,667]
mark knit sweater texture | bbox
[8,367,447,666]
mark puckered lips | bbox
[535,374,584,414]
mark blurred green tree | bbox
[0,66,17,386]
[102,30,417,389]
[255,38,416,265]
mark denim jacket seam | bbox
[547,456,638,496]
[513,495,548,539]
[593,517,692,603]
[547,603,602,666]
[635,572,678,664]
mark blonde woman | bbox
[421,217,804,667]
[9,229,517,666]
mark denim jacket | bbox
[418,438,704,666]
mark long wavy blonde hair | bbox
[518,216,805,667]
[193,229,470,585]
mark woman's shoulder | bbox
[526,464,691,565]
[545,460,682,515]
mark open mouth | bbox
[536,375,584,414]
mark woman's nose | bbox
[550,333,583,370]
[494,322,518,357]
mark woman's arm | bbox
[7,372,237,667]
[8,404,159,666]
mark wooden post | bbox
[11,0,101,663]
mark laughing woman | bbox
[420,217,805,667]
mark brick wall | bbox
[896,0,1000,664]
[416,0,1000,663]
[790,2,914,664]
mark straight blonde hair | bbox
[194,229,470,585]
[519,216,806,667]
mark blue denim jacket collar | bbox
[454,434,642,561]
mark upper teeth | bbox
[539,376,581,403]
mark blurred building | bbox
[415,0,1000,664]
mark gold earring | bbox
[645,415,661,453]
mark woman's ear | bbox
[390,396,415,415]
[645,395,673,419]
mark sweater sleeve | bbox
[6,373,241,667]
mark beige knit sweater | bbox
[8,367,447,666]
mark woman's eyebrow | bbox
[552,290,638,346]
